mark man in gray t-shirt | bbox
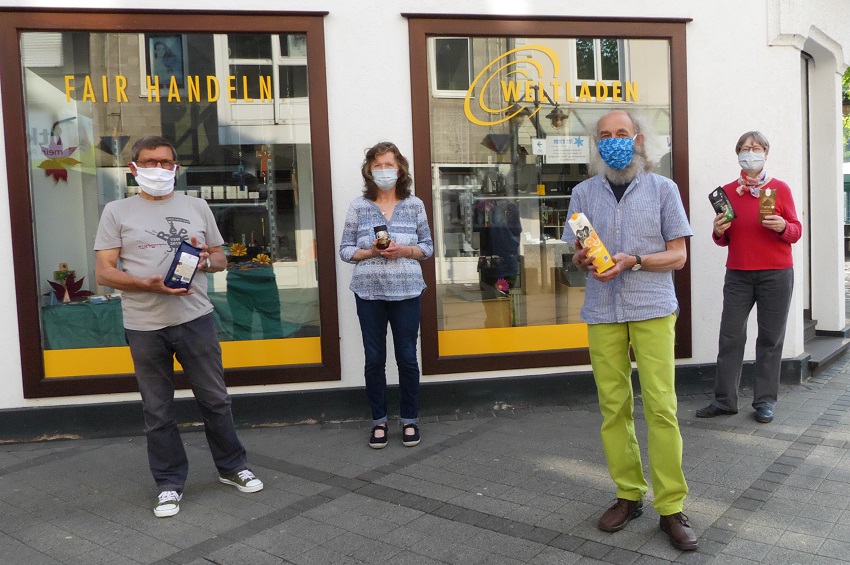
[94,136,263,518]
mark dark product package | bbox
[164,240,203,289]
[708,186,736,222]
[373,224,391,250]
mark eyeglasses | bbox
[739,145,765,154]
[136,159,176,170]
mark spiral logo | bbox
[463,44,560,127]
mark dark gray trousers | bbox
[125,313,248,491]
[713,268,794,411]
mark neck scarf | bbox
[736,169,770,197]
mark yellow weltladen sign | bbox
[463,44,638,127]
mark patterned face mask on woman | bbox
[372,168,399,190]
[597,136,636,170]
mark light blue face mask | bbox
[597,136,636,170]
[372,169,399,190]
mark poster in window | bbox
[139,34,188,95]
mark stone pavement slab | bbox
[2,351,850,564]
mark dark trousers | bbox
[355,295,422,425]
[125,313,248,491]
[713,268,794,411]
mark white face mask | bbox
[738,151,766,174]
[372,168,399,190]
[133,163,176,197]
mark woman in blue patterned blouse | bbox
[339,142,434,449]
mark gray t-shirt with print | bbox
[94,193,224,331]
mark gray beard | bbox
[591,152,648,185]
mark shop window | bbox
[429,37,471,97]
[408,17,690,374]
[2,12,339,397]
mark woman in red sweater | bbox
[697,131,801,424]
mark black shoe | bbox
[755,406,774,423]
[402,423,421,447]
[369,424,388,449]
[695,404,738,418]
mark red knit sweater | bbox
[712,177,801,270]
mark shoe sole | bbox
[402,438,420,447]
[695,410,737,418]
[219,477,264,493]
[154,504,180,517]
[369,441,388,449]
[755,416,773,423]
[598,508,643,532]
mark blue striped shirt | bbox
[562,172,693,324]
[340,196,434,301]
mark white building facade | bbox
[0,0,847,413]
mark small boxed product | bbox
[708,186,736,222]
[568,212,614,274]
[164,240,202,290]
[758,188,776,222]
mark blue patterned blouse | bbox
[339,195,434,301]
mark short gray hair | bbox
[735,131,770,154]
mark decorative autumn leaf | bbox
[37,163,69,183]
[37,137,80,184]
[45,273,93,302]
[64,273,93,301]
[47,280,66,301]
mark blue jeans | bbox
[355,295,422,425]
[714,268,794,411]
[125,313,248,491]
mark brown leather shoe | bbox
[597,498,643,532]
[659,512,698,551]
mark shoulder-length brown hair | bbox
[361,141,413,201]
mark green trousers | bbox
[587,314,688,515]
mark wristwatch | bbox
[631,255,642,271]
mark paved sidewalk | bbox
[2,353,850,565]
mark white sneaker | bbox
[219,469,264,493]
[154,490,182,518]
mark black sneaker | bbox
[402,423,421,447]
[219,469,264,493]
[369,424,388,449]
[154,490,182,518]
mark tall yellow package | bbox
[568,212,615,274]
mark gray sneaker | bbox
[154,490,182,518]
[219,469,264,493]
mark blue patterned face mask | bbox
[597,136,636,170]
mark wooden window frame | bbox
[0,9,340,398]
[404,14,693,375]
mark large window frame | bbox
[405,15,693,376]
[0,9,340,398]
